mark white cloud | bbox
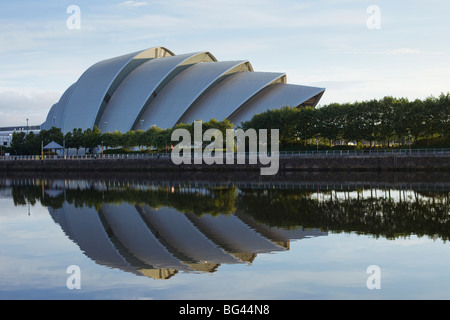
[381,48,443,56]
[0,0,448,127]
[0,88,60,127]
[386,48,421,55]
[119,1,148,7]
[324,44,444,56]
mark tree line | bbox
[10,181,450,240]
[240,93,450,149]
[7,93,450,155]
[8,118,234,155]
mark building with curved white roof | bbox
[41,47,325,133]
[49,201,324,278]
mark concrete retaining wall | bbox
[1,155,450,173]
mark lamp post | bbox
[8,133,12,155]
[408,129,411,155]
[26,118,29,135]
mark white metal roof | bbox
[42,47,325,133]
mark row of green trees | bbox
[7,93,450,155]
[241,93,450,149]
[9,118,234,155]
[9,127,64,155]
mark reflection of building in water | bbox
[5,176,450,277]
[48,202,326,279]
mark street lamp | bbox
[408,129,411,155]
[26,118,29,135]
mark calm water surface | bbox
[1,172,450,300]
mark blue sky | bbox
[0,0,449,127]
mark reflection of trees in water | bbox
[65,186,237,216]
[8,183,237,216]
[6,181,450,241]
[237,189,450,240]
[10,185,42,207]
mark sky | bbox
[0,0,449,127]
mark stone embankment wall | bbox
[1,155,449,172]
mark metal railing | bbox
[277,148,450,157]
[1,148,450,161]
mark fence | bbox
[1,148,450,161]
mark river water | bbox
[1,171,450,300]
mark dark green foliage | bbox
[9,119,235,155]
[239,93,450,149]
[9,93,450,155]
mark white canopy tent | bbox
[43,141,64,157]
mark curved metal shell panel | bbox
[42,83,76,130]
[61,47,174,133]
[139,206,240,264]
[53,83,76,131]
[185,212,285,254]
[49,203,136,272]
[99,52,216,133]
[178,71,286,125]
[42,103,57,130]
[137,60,253,130]
[101,203,191,271]
[45,47,325,134]
[228,83,326,125]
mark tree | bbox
[82,126,101,153]
[40,127,64,146]
[122,130,137,149]
[315,104,345,146]
[295,107,319,143]
[215,118,234,135]
[240,106,323,147]
[25,131,40,155]
[142,126,163,150]
[437,93,450,140]
[362,100,382,147]
[378,97,397,146]
[405,99,426,143]
[101,131,122,150]
[135,130,146,150]
[70,128,84,155]
[155,128,173,151]
[10,131,26,155]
